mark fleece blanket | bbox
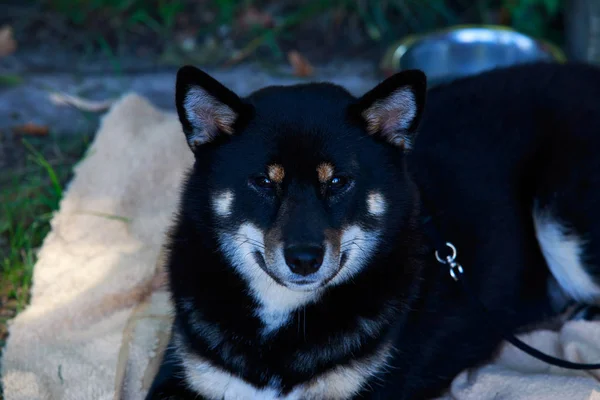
[2,93,600,400]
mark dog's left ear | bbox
[352,70,426,150]
[175,65,249,152]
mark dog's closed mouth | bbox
[285,280,324,292]
[288,277,320,285]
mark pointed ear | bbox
[175,65,248,151]
[351,70,426,150]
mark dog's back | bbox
[411,62,600,306]
[372,62,600,398]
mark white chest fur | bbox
[177,336,394,400]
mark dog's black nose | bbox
[284,245,324,276]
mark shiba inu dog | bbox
[146,62,600,399]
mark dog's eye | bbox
[327,176,349,193]
[251,175,274,190]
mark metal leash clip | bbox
[434,242,464,281]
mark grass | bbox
[0,136,89,348]
[37,0,564,67]
[45,0,184,33]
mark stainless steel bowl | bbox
[382,25,566,87]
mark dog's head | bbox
[175,66,426,293]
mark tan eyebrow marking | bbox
[317,162,334,183]
[267,164,285,183]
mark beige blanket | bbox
[2,94,599,400]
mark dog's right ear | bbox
[175,65,248,152]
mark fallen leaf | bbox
[499,7,511,25]
[49,92,115,112]
[332,7,347,28]
[13,123,49,136]
[287,50,314,77]
[238,7,274,31]
[0,308,15,318]
[0,25,17,57]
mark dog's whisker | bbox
[230,239,255,254]
[230,238,267,257]
[350,241,366,253]
[340,237,378,247]
[231,234,266,249]
[303,306,307,341]
[233,238,265,249]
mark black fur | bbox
[147,62,600,399]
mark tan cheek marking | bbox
[264,225,283,266]
[367,192,386,216]
[324,229,342,259]
[267,164,285,183]
[317,163,334,183]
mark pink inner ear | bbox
[184,87,237,146]
[194,104,236,136]
[362,87,416,149]
[379,109,404,133]
[212,105,237,134]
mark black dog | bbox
[146,62,600,399]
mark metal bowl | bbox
[382,25,566,87]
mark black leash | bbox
[421,214,600,370]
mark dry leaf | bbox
[0,25,17,57]
[287,50,314,77]
[13,123,49,136]
[49,92,115,112]
[499,7,511,25]
[238,7,274,31]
